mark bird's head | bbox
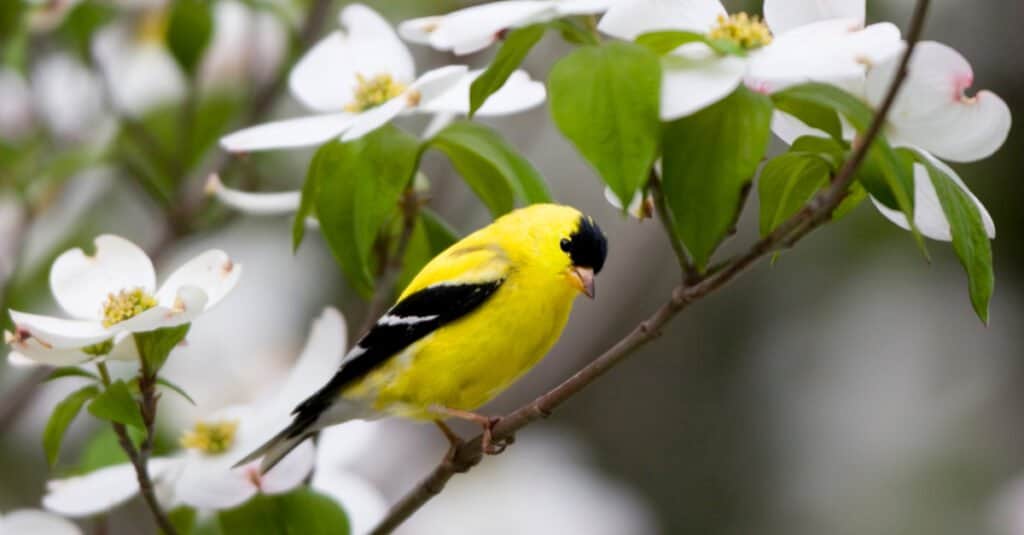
[505,204,607,299]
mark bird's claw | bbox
[481,417,513,455]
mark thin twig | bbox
[97,362,179,535]
[368,2,931,532]
[647,170,698,283]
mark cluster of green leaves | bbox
[296,122,550,298]
[159,488,352,535]
[42,326,192,467]
[464,21,993,321]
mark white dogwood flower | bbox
[43,308,384,528]
[398,0,615,55]
[92,12,187,117]
[220,3,546,152]
[599,0,902,119]
[5,235,240,367]
[0,508,81,535]
[773,39,1009,242]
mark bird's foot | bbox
[481,417,514,455]
[429,406,513,456]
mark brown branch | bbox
[368,2,931,532]
[95,362,178,535]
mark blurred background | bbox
[1,0,1022,533]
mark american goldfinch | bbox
[240,203,608,471]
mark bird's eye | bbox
[560,238,571,252]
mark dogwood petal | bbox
[174,453,258,510]
[272,308,348,413]
[317,422,379,470]
[204,174,301,215]
[50,235,156,320]
[660,47,746,120]
[598,0,724,40]
[871,149,994,241]
[866,41,1011,162]
[0,509,81,535]
[114,286,208,333]
[290,4,415,112]
[604,186,648,219]
[311,471,387,535]
[763,0,864,35]
[259,440,316,494]
[105,333,139,362]
[746,19,902,92]
[4,332,95,366]
[339,96,409,142]
[400,2,555,56]
[6,350,37,367]
[8,311,110,349]
[554,0,618,16]
[43,459,175,517]
[92,24,185,117]
[220,113,355,153]
[156,251,240,311]
[419,69,546,116]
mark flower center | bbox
[708,13,772,50]
[136,9,169,44]
[180,420,239,455]
[101,288,157,328]
[345,73,407,113]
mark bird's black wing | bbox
[287,280,503,434]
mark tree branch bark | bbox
[368,2,931,533]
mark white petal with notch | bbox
[50,235,156,320]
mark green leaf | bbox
[429,121,551,216]
[88,380,145,430]
[292,148,326,251]
[397,209,460,292]
[771,82,922,253]
[46,367,100,383]
[772,84,914,204]
[0,0,24,48]
[549,41,661,208]
[167,506,198,535]
[549,19,599,46]
[218,488,350,535]
[635,30,707,55]
[662,86,773,269]
[58,1,118,64]
[790,135,846,170]
[832,181,867,221]
[77,427,132,472]
[166,0,214,76]
[44,385,100,466]
[758,153,830,236]
[157,378,196,405]
[315,126,421,298]
[134,324,191,373]
[772,96,843,142]
[635,30,744,56]
[916,152,994,323]
[469,24,546,117]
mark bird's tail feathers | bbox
[233,417,314,474]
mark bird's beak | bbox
[568,266,595,298]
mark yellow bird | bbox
[240,203,607,471]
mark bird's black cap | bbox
[561,216,608,273]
